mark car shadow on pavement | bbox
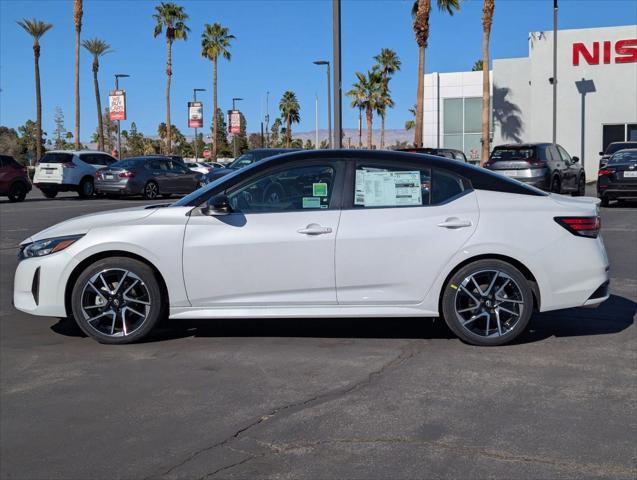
[50,294,635,344]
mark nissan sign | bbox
[573,38,637,66]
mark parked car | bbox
[398,147,468,163]
[95,156,205,199]
[597,148,637,207]
[0,154,32,202]
[188,162,214,175]
[33,150,117,198]
[14,150,608,347]
[206,148,300,182]
[598,141,637,168]
[485,143,585,195]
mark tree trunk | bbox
[33,44,42,162]
[74,28,80,149]
[380,113,385,149]
[358,107,363,147]
[415,45,425,147]
[165,39,172,154]
[212,57,218,160]
[286,114,291,148]
[93,59,104,151]
[366,107,373,149]
[481,0,495,165]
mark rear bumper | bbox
[34,183,78,192]
[597,185,637,199]
[95,181,142,195]
[516,176,550,190]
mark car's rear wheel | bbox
[441,259,534,346]
[8,182,27,202]
[41,188,58,199]
[144,181,159,200]
[71,257,164,344]
[573,175,586,196]
[600,195,610,207]
[78,177,95,199]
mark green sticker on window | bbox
[313,182,328,197]
[302,197,321,208]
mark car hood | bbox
[21,205,163,245]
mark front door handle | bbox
[297,223,333,235]
[437,217,472,229]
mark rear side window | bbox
[40,153,73,164]
[490,148,535,161]
[149,159,169,171]
[81,154,112,166]
[431,170,465,204]
[354,166,431,207]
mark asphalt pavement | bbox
[0,187,635,479]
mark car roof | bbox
[612,148,637,153]
[493,143,549,148]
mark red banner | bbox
[188,101,203,128]
[109,90,126,121]
[228,110,241,134]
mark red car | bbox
[0,154,32,202]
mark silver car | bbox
[95,156,204,199]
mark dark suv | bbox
[0,154,32,202]
[599,142,637,169]
[485,143,585,195]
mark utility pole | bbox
[552,0,558,145]
[332,0,342,148]
[313,60,332,148]
[193,88,206,160]
[315,95,319,149]
[114,73,129,160]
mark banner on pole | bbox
[109,90,126,121]
[188,101,203,128]
[228,110,241,134]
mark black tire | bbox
[144,181,159,200]
[8,182,27,202]
[600,195,609,208]
[41,188,58,199]
[78,177,95,199]
[550,176,561,194]
[441,259,534,346]
[572,175,586,197]
[70,257,164,344]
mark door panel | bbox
[183,210,340,306]
[336,192,479,305]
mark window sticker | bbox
[312,182,328,197]
[302,197,321,209]
[355,169,422,207]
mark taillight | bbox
[554,216,601,238]
[62,161,76,168]
[529,159,545,167]
[119,171,135,178]
[598,168,615,176]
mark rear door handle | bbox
[437,217,472,229]
[297,223,333,235]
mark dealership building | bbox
[422,24,637,179]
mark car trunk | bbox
[487,147,546,178]
[33,153,74,184]
[604,163,637,184]
[97,167,130,183]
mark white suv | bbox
[33,151,117,198]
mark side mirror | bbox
[572,156,580,163]
[599,159,608,168]
[202,194,232,216]
[598,151,604,156]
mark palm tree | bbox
[481,0,495,165]
[73,0,82,149]
[374,48,401,149]
[471,59,483,71]
[279,91,300,148]
[405,104,417,131]
[412,0,460,147]
[201,23,235,160]
[82,38,112,152]
[346,70,383,149]
[153,2,189,154]
[17,19,53,162]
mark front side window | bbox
[228,165,335,213]
[557,145,572,163]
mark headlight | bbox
[20,234,84,259]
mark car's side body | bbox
[485,143,585,194]
[33,151,116,197]
[14,151,609,329]
[95,157,203,198]
[0,154,32,201]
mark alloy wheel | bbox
[454,269,524,338]
[80,268,151,338]
[145,182,158,199]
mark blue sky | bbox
[1,0,636,141]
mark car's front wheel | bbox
[78,177,95,199]
[71,257,164,344]
[441,259,534,346]
[573,175,586,196]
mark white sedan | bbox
[13,151,609,346]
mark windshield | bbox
[606,142,637,155]
[228,153,255,169]
[39,153,73,164]
[609,150,637,164]
[490,148,535,161]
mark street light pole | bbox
[332,0,342,148]
[114,73,130,160]
[552,0,558,146]
[232,97,243,158]
[313,60,332,148]
[193,88,206,160]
